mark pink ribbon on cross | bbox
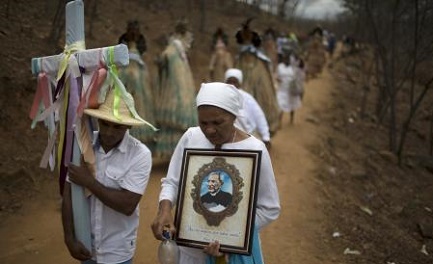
[29,72,51,121]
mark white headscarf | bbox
[224,68,243,84]
[196,82,243,117]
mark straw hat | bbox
[84,89,146,126]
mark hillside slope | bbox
[0,0,284,211]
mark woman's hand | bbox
[204,241,230,262]
[151,200,176,240]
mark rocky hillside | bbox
[0,0,286,211]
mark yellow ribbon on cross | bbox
[56,41,86,81]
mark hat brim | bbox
[84,109,146,126]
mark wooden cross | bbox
[30,0,129,251]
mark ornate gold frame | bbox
[190,156,244,226]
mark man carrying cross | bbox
[63,88,152,264]
[29,1,155,263]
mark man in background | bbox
[225,68,271,149]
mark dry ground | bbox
[1,1,433,264]
[0,52,335,264]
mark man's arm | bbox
[88,177,142,216]
[68,162,142,216]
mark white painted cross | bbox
[30,0,129,251]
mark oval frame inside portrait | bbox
[191,158,244,226]
[199,170,235,213]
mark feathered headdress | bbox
[235,17,261,48]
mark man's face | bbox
[207,173,222,194]
[98,119,129,151]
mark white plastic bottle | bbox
[158,230,180,264]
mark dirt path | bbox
[261,66,334,264]
[0,66,335,264]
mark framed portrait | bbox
[174,148,262,255]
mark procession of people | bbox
[28,2,334,262]
[114,18,329,162]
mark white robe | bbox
[276,63,302,112]
[235,89,271,142]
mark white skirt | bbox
[277,87,302,112]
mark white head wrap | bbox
[196,82,243,117]
[224,68,243,84]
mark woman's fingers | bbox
[203,240,223,256]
